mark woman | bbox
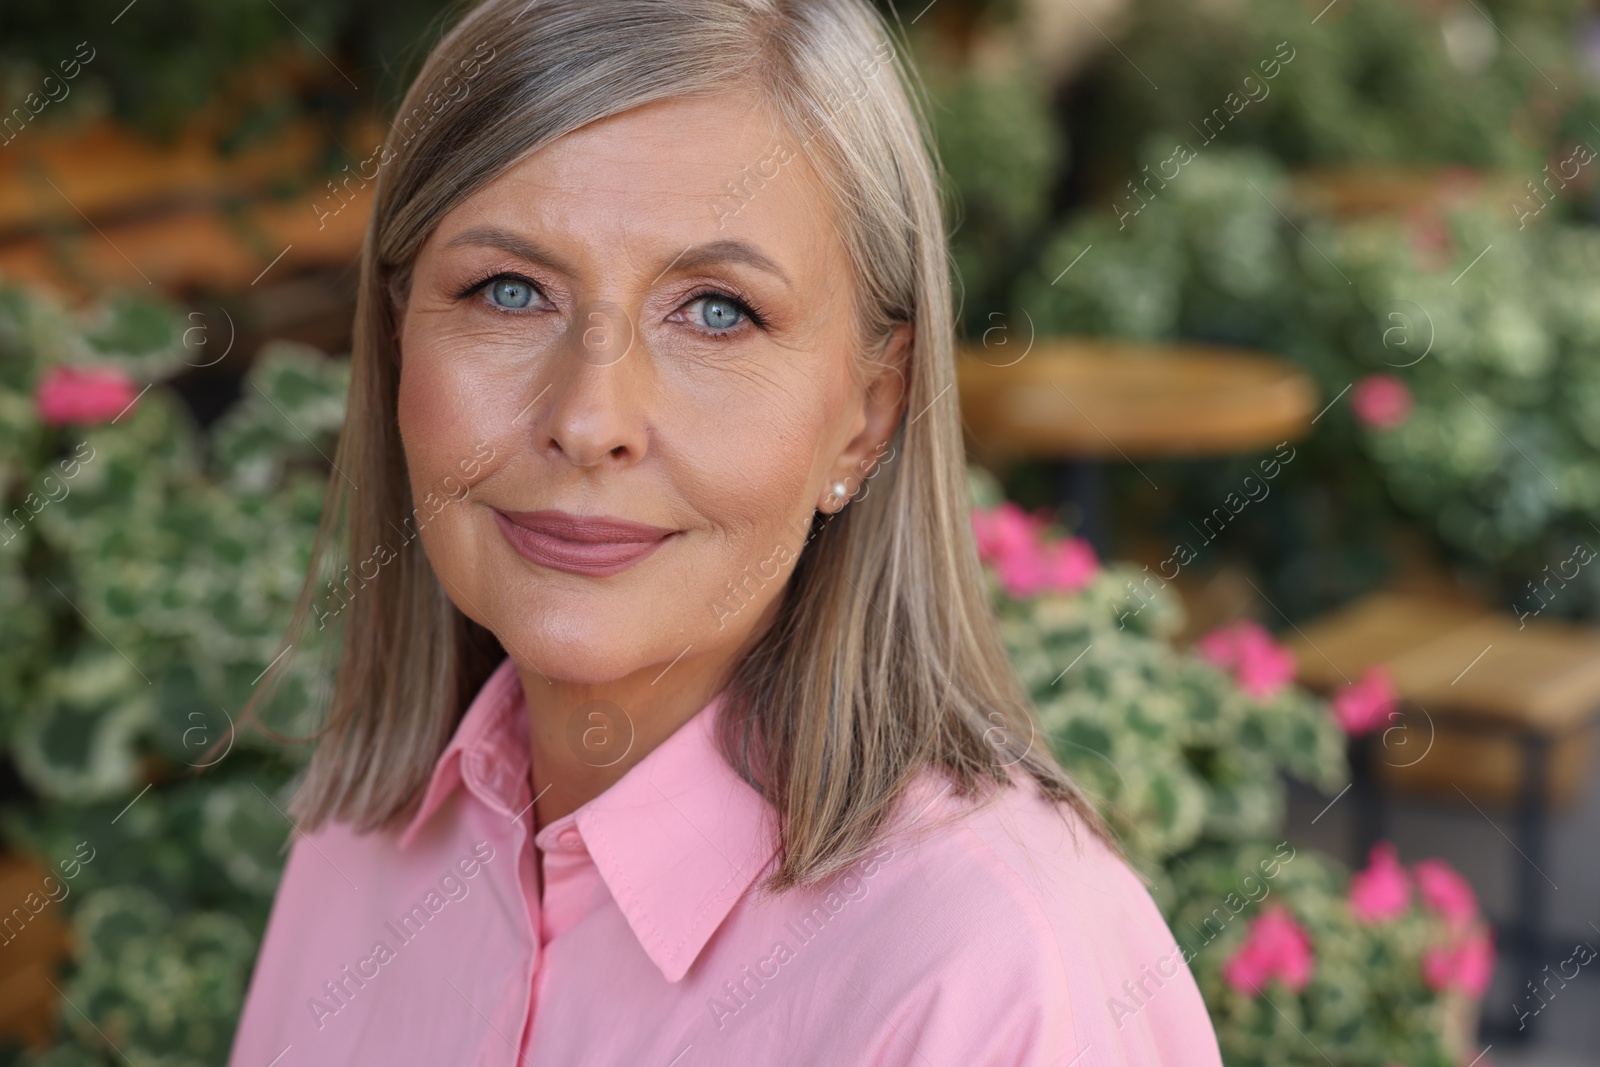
[229,0,1223,1063]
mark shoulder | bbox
[842,766,1223,1066]
[876,766,1151,952]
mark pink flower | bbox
[34,365,138,426]
[972,503,1043,565]
[1044,537,1098,593]
[1222,905,1315,996]
[1235,635,1297,700]
[1423,926,1495,998]
[1420,945,1452,992]
[994,544,1050,598]
[1453,928,1496,997]
[1414,860,1479,928]
[1352,374,1412,430]
[1332,664,1399,735]
[973,504,1098,598]
[1195,620,1298,700]
[1348,842,1411,922]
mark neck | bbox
[518,649,728,834]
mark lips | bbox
[492,508,676,577]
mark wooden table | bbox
[1287,591,1600,1041]
[957,339,1319,549]
[957,339,1319,459]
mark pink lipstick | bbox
[493,508,676,576]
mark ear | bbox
[818,323,913,512]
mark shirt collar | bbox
[401,655,779,983]
[539,690,780,982]
[399,655,531,848]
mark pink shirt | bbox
[229,656,1222,1065]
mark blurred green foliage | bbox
[1171,842,1470,1067]
[3,0,1592,1060]
[0,0,456,142]
[922,48,1066,324]
[972,468,1471,1066]
[0,287,341,1065]
[1016,141,1600,609]
[970,467,1347,885]
[1077,0,1599,175]
[919,0,1600,617]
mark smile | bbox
[492,508,677,577]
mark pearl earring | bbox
[831,480,851,506]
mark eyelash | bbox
[684,286,770,334]
[452,268,526,303]
[453,271,770,337]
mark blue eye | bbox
[687,293,756,333]
[488,278,536,309]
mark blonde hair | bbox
[252,0,1111,891]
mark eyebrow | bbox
[443,227,792,292]
[658,239,793,291]
[444,226,580,277]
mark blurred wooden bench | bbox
[1286,165,1526,222]
[0,116,376,299]
[1288,591,1600,807]
[1286,590,1600,1040]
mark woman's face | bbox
[396,89,906,687]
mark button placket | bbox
[507,800,543,1064]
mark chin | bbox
[496,604,680,687]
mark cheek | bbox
[662,356,856,621]
[700,398,811,508]
[395,320,521,610]
[396,365,453,474]
[663,357,840,534]
[396,321,520,483]
[661,398,820,642]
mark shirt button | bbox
[556,828,583,852]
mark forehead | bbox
[434,89,852,288]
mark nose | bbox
[533,303,649,469]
